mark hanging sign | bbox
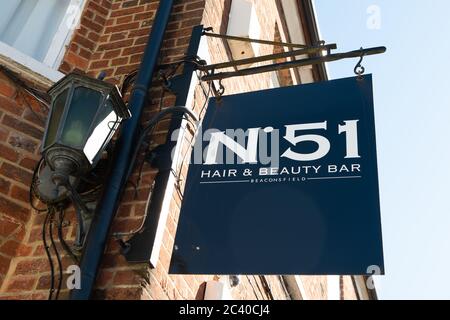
[169,75,384,275]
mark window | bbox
[0,0,84,81]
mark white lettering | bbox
[281,121,331,161]
[339,120,361,158]
[204,128,260,165]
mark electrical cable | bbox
[129,78,209,202]
[113,59,203,237]
[120,57,202,97]
[113,112,197,238]
[124,106,198,185]
[42,209,55,300]
[21,86,49,109]
[79,184,103,197]
[49,210,63,300]
[120,70,138,96]
[112,180,155,238]
[19,87,47,123]
[0,65,50,109]
[113,64,199,237]
[132,113,196,198]
[113,58,207,239]
[172,79,212,193]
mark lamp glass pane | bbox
[83,99,119,164]
[60,86,102,148]
[44,88,68,149]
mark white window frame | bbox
[0,0,85,82]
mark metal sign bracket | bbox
[196,31,386,89]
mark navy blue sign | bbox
[170,75,384,275]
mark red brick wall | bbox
[0,0,361,300]
[0,72,46,296]
[60,0,113,74]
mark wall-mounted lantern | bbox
[43,73,130,182]
[35,72,131,248]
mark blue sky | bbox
[314,0,450,299]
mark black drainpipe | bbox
[70,0,175,300]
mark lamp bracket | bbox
[63,179,95,248]
[34,162,78,204]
